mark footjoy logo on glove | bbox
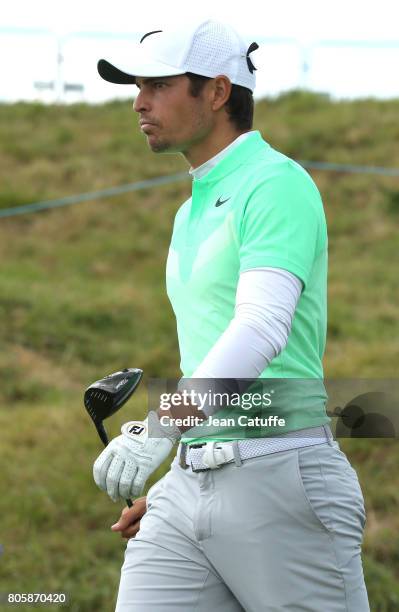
[121,421,147,440]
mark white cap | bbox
[97,19,259,92]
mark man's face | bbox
[133,75,214,154]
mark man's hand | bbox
[110,497,147,539]
[93,412,177,502]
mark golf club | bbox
[84,367,143,507]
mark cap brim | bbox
[97,52,186,85]
[97,59,137,84]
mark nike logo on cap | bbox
[215,196,231,207]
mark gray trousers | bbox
[115,440,370,611]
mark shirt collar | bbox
[190,130,267,185]
[189,131,255,180]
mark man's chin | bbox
[150,143,170,153]
[146,136,181,154]
[146,136,170,153]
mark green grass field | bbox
[0,91,398,610]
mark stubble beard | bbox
[148,138,173,153]
[147,108,211,156]
[144,131,175,153]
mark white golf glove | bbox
[93,410,180,502]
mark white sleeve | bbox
[179,267,302,415]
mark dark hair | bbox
[185,72,254,131]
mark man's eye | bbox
[154,82,166,89]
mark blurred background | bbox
[0,1,398,610]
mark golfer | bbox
[93,19,370,611]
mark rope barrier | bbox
[0,161,397,219]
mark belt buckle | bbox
[193,440,241,471]
[201,441,225,469]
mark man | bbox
[93,19,370,611]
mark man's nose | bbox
[133,89,150,113]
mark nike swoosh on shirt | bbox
[215,196,231,207]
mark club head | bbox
[84,368,143,429]
[85,368,142,508]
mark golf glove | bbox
[93,410,180,501]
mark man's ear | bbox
[211,76,232,111]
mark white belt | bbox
[180,425,334,472]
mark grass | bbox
[0,90,398,610]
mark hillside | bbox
[0,91,398,610]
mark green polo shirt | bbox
[165,130,330,441]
